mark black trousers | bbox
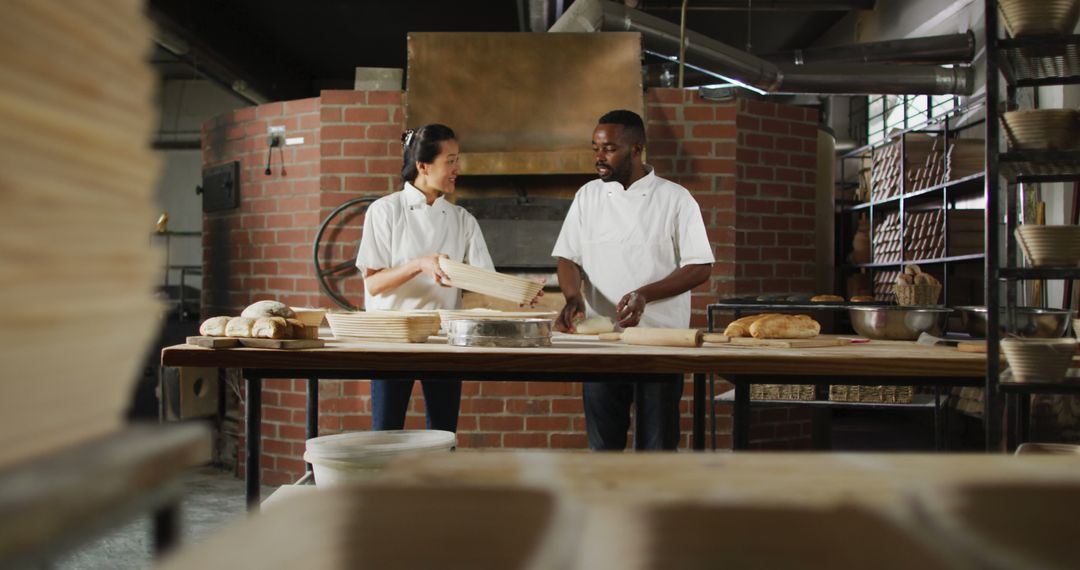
[583,374,684,450]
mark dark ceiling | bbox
[148,0,864,103]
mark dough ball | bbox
[241,300,296,319]
[573,315,615,335]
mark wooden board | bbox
[957,341,987,353]
[238,338,326,350]
[186,337,326,349]
[729,337,848,348]
[187,336,240,348]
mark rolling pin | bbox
[599,328,707,347]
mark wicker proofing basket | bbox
[829,385,914,404]
[1001,338,1077,383]
[1015,225,1080,267]
[750,384,815,401]
[1001,110,1080,151]
[999,0,1080,37]
[893,283,942,306]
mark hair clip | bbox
[402,129,416,147]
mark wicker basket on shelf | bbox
[829,385,914,404]
[893,283,942,306]
[750,384,815,401]
[999,0,1080,37]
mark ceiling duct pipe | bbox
[551,0,973,96]
[641,0,874,10]
[764,32,975,66]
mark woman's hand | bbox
[415,253,451,287]
[555,296,586,333]
[520,277,546,308]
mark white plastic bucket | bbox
[303,430,456,486]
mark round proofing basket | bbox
[1015,225,1080,267]
[1001,338,1077,383]
[303,430,456,486]
[1001,110,1080,151]
[999,0,1080,37]
[893,283,942,306]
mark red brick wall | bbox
[201,88,819,484]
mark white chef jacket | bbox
[356,183,494,311]
[551,167,714,329]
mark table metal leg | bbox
[1018,392,1032,446]
[152,502,180,556]
[733,377,750,450]
[306,376,318,472]
[933,386,942,451]
[709,374,716,451]
[245,373,262,510]
[693,373,705,451]
[1006,393,1020,451]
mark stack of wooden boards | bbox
[326,311,441,343]
[870,134,984,202]
[438,258,543,305]
[1,1,163,468]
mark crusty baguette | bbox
[723,313,780,338]
[225,317,256,338]
[199,316,232,337]
[749,314,820,339]
[253,316,289,339]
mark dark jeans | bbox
[583,375,684,450]
[371,379,462,432]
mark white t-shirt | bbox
[356,183,494,311]
[551,168,714,329]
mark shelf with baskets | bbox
[984,0,1080,450]
[836,115,987,305]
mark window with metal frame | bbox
[866,95,959,146]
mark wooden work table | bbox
[161,334,988,506]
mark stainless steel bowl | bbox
[848,306,953,340]
[446,318,553,347]
[954,306,1072,338]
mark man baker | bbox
[552,109,714,450]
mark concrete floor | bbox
[55,467,273,570]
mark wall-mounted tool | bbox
[265,125,287,176]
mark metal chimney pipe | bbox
[764,32,975,66]
[552,0,974,95]
[777,64,973,95]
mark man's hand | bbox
[555,296,586,333]
[616,291,646,328]
[415,253,451,287]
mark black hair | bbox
[598,109,645,146]
[401,123,456,183]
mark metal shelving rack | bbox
[984,1,1080,450]
[837,110,987,307]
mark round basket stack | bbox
[1015,225,1080,267]
[1001,110,1080,151]
[1,1,162,467]
[999,0,1080,37]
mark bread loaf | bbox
[849,295,875,303]
[749,314,821,339]
[253,317,289,339]
[199,316,232,337]
[241,300,296,319]
[811,294,844,302]
[723,313,780,338]
[225,317,256,337]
